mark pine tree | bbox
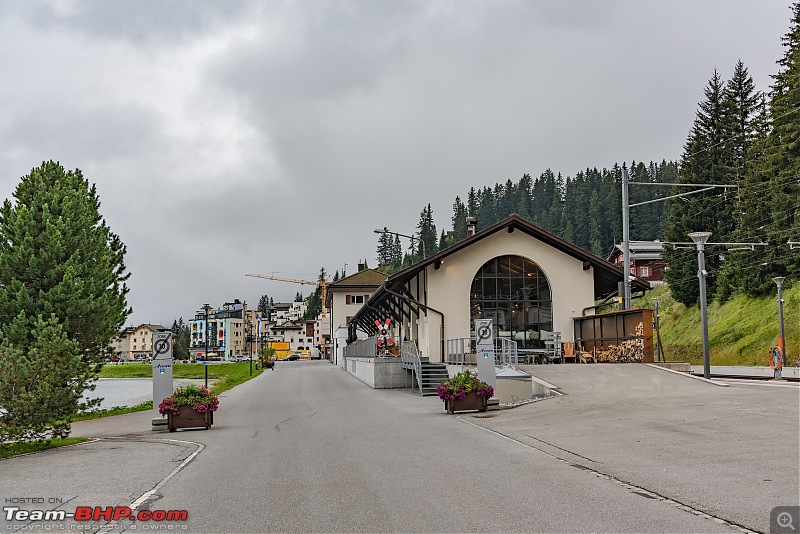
[588,190,604,256]
[416,204,438,259]
[467,187,478,217]
[376,230,394,267]
[392,235,402,264]
[451,196,468,243]
[663,71,739,305]
[304,267,327,319]
[476,187,496,231]
[727,3,800,296]
[0,161,130,442]
[438,229,448,250]
[0,316,83,442]
[516,174,533,220]
[257,294,270,316]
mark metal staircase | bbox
[419,360,449,396]
[401,341,450,396]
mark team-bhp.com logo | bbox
[4,506,188,522]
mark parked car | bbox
[286,353,300,361]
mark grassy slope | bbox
[633,284,798,366]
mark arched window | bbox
[470,255,553,349]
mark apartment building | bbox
[188,299,249,360]
[111,324,171,361]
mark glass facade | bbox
[470,255,553,349]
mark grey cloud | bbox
[16,0,257,46]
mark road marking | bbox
[459,417,756,533]
[94,437,204,533]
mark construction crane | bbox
[245,273,329,318]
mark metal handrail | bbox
[445,337,519,370]
[401,340,423,393]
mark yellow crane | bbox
[245,273,329,318]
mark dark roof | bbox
[607,241,665,261]
[387,214,647,296]
[350,214,649,335]
[137,324,169,332]
[328,268,387,289]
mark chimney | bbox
[466,217,477,237]
[358,260,367,272]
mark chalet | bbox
[607,241,666,287]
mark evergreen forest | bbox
[376,3,800,308]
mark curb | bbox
[645,363,729,387]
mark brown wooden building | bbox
[607,241,666,287]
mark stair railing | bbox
[401,340,423,393]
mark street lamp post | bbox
[374,227,426,259]
[773,276,787,379]
[203,303,211,388]
[247,319,253,376]
[688,232,712,379]
[652,297,661,362]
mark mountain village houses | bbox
[111,299,332,362]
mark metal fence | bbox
[445,337,519,370]
[343,337,378,360]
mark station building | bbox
[345,214,647,365]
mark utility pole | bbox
[773,276,787,378]
[688,232,712,379]
[622,180,738,310]
[203,303,211,388]
[621,167,631,310]
[652,297,661,362]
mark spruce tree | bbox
[376,230,393,267]
[727,3,800,296]
[663,71,739,305]
[416,204,438,259]
[765,2,800,284]
[0,161,130,442]
[258,294,271,316]
[451,196,468,243]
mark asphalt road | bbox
[1,361,797,533]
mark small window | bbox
[354,295,364,304]
[639,266,650,277]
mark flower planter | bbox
[168,406,212,432]
[444,392,488,414]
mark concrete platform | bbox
[691,364,800,380]
[472,362,800,534]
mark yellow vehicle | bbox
[270,341,290,360]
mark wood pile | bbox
[581,322,645,363]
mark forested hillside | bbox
[378,3,800,308]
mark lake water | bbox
[84,378,203,410]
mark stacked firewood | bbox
[583,322,645,363]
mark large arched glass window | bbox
[470,255,553,349]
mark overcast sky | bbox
[0,1,792,327]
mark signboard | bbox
[474,319,496,389]
[152,332,174,414]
